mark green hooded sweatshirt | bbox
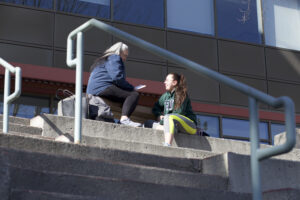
[152,91,197,125]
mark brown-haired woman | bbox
[152,73,197,146]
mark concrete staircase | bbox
[0,114,299,199]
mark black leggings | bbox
[98,85,139,117]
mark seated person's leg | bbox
[163,114,197,146]
[98,85,141,127]
[172,114,197,135]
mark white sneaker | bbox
[120,118,142,127]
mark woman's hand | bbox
[158,115,164,121]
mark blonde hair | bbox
[103,42,128,58]
[90,42,129,71]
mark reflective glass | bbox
[0,102,15,116]
[216,0,262,44]
[271,123,285,144]
[0,0,53,9]
[114,0,164,28]
[40,107,50,114]
[56,0,110,19]
[167,0,214,35]
[196,115,219,137]
[12,95,51,118]
[262,0,300,51]
[222,118,268,139]
[15,104,36,118]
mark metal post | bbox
[249,97,262,200]
[3,68,10,133]
[74,32,83,144]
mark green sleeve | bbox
[152,94,165,117]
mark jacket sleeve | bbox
[105,55,134,91]
[152,94,165,117]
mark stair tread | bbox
[9,168,250,200]
[0,122,42,135]
[0,133,204,173]
[1,147,227,190]
[0,114,31,125]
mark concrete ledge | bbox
[275,129,300,149]
[82,135,217,160]
[9,167,250,200]
[263,188,300,200]
[0,133,201,173]
[0,148,227,191]
[0,152,9,200]
[202,152,300,193]
[0,115,30,125]
[30,114,300,161]
[0,122,42,135]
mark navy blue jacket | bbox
[87,54,134,95]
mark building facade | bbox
[0,0,300,144]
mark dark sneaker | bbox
[120,118,142,127]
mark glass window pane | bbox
[41,107,50,114]
[56,0,110,19]
[216,0,262,44]
[12,95,50,118]
[167,0,214,35]
[0,0,53,9]
[15,104,36,118]
[222,118,268,139]
[262,0,300,51]
[114,0,164,28]
[196,115,219,138]
[0,102,15,116]
[271,123,285,144]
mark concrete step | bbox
[275,128,300,149]
[11,188,300,200]
[0,148,228,191]
[10,189,100,200]
[31,114,300,161]
[0,122,42,135]
[0,133,203,173]
[81,135,218,160]
[7,167,251,200]
[0,114,30,125]
[202,152,300,194]
[263,188,300,200]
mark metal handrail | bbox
[66,19,296,200]
[0,58,22,133]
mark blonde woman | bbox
[87,42,141,127]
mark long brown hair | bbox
[169,73,187,110]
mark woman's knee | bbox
[130,91,139,100]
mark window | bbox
[271,123,285,144]
[0,0,53,9]
[0,101,15,116]
[0,95,53,118]
[56,0,110,19]
[15,104,36,118]
[113,0,164,28]
[216,0,262,44]
[196,115,219,137]
[262,0,300,51]
[222,118,268,140]
[167,0,214,35]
